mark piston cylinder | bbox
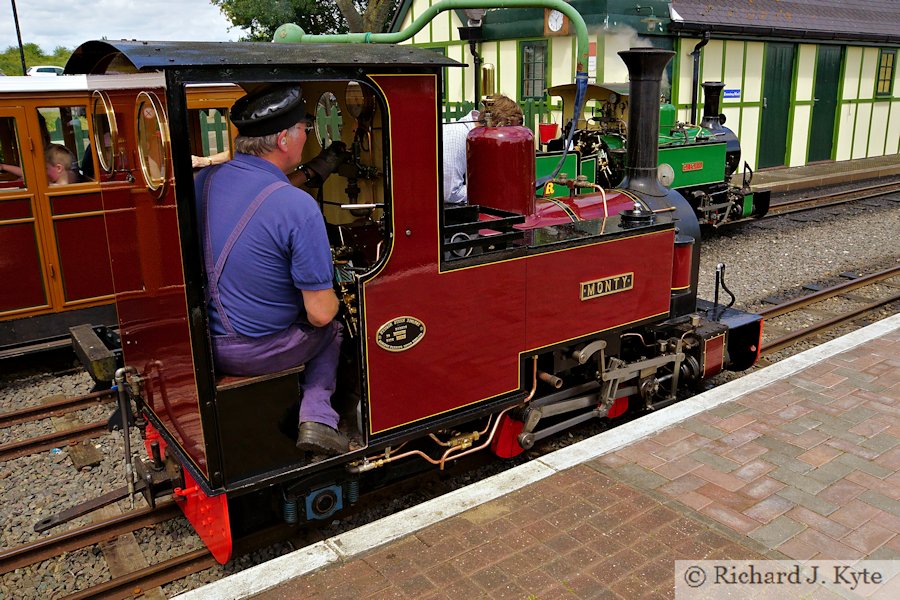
[467,125,535,215]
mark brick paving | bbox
[249,329,899,600]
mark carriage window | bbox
[136,91,170,196]
[37,106,94,183]
[0,117,27,191]
[92,91,117,175]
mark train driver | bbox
[442,94,523,205]
[195,84,349,457]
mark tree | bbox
[211,0,399,41]
[0,44,71,76]
[334,0,399,33]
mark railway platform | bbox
[177,312,900,600]
[748,154,900,195]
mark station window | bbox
[37,106,95,183]
[876,49,896,96]
[0,117,26,191]
[521,41,548,100]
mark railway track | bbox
[765,179,900,218]
[62,548,216,600]
[0,502,180,576]
[758,265,900,356]
[0,389,116,462]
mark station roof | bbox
[670,0,900,45]
[65,40,460,75]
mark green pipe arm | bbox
[274,0,590,72]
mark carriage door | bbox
[0,107,52,326]
[36,103,114,311]
[808,45,842,163]
[759,43,795,169]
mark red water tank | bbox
[466,125,535,215]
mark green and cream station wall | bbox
[399,1,899,170]
[400,3,663,131]
[675,38,900,169]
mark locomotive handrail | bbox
[273,0,590,74]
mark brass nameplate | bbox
[580,273,634,300]
[376,316,426,352]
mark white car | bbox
[27,65,64,76]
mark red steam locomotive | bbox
[44,36,762,563]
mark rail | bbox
[766,180,900,218]
[758,266,900,356]
[0,389,115,428]
[0,502,180,575]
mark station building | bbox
[392,0,900,172]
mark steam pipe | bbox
[689,32,710,125]
[273,1,590,192]
[347,357,539,473]
[538,370,563,389]
[274,0,589,73]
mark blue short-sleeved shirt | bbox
[195,153,333,337]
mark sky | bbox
[1,0,245,53]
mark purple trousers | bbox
[212,320,343,429]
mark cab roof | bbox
[66,40,461,75]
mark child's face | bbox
[46,160,63,183]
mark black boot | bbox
[296,421,349,456]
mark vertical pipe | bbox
[470,39,482,107]
[690,32,711,125]
[114,367,136,508]
[617,48,675,198]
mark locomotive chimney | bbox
[700,80,742,177]
[617,48,675,199]
[700,81,725,130]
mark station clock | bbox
[544,8,569,36]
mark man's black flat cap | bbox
[231,85,307,137]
